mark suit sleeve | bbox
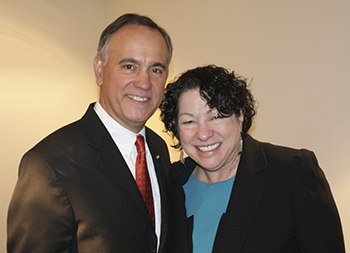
[7,150,75,253]
[292,150,345,252]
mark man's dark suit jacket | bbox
[168,135,345,253]
[7,103,171,253]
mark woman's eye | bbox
[182,120,194,125]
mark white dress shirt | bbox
[94,101,161,250]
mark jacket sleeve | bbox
[292,150,345,252]
[7,150,75,253]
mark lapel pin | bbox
[156,155,160,159]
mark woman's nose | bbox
[195,122,214,141]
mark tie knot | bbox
[135,134,145,153]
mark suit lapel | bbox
[146,128,171,252]
[81,104,152,225]
[146,128,166,187]
[146,127,170,209]
[213,135,268,252]
[96,138,152,223]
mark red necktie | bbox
[135,134,155,227]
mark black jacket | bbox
[168,135,345,252]
[8,103,171,253]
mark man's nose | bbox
[134,70,151,90]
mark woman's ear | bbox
[238,110,244,129]
[94,55,104,86]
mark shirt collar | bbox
[93,100,146,157]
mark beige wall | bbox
[106,0,350,249]
[1,0,349,251]
[0,0,103,251]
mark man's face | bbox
[94,24,169,133]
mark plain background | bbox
[1,0,349,252]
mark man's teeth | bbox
[128,95,148,102]
[198,143,220,152]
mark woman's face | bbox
[178,89,243,177]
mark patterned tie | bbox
[135,134,155,227]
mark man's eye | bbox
[124,64,134,69]
[152,68,163,74]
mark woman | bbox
[160,65,345,253]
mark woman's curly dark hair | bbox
[160,65,256,149]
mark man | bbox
[7,13,172,253]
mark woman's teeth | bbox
[198,143,220,152]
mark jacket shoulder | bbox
[146,127,167,146]
[259,139,317,167]
[30,119,84,154]
[169,158,196,185]
[30,103,101,155]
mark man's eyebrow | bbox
[118,58,139,65]
[151,62,166,69]
[118,58,166,70]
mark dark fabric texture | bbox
[7,103,171,253]
[168,135,345,253]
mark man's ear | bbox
[94,55,104,86]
